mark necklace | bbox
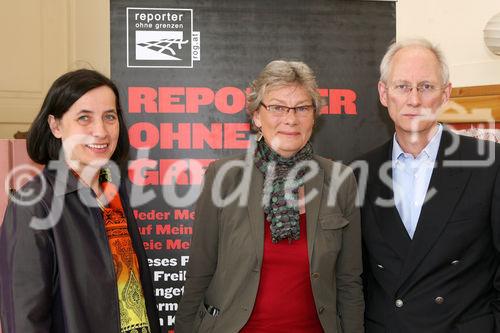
[69,168,107,211]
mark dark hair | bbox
[27,69,129,165]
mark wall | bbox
[396,0,500,87]
[1,0,499,139]
[0,0,110,139]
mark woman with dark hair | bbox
[0,69,160,333]
[176,60,364,332]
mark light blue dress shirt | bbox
[392,124,443,239]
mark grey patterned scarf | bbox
[254,139,313,243]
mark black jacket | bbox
[357,129,500,333]
[0,163,160,333]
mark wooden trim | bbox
[451,85,500,98]
[438,84,500,123]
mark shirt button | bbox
[377,264,384,269]
[451,260,460,265]
[312,272,320,279]
[318,306,325,314]
[435,296,444,304]
[395,299,404,308]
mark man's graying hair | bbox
[379,38,450,84]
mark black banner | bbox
[111,1,395,330]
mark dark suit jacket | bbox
[358,128,500,333]
[0,164,160,333]
[175,154,364,333]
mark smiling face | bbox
[253,84,314,158]
[378,46,451,139]
[48,85,119,172]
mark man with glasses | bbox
[358,38,500,332]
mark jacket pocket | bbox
[365,318,385,333]
[193,302,218,333]
[447,217,473,225]
[319,214,350,229]
[456,313,494,333]
[319,214,349,252]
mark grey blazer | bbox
[175,154,364,333]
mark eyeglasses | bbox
[387,82,446,97]
[260,102,315,117]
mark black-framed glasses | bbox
[260,102,315,117]
[387,81,447,97]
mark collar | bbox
[392,123,443,162]
[43,161,82,197]
[46,161,121,197]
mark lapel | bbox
[396,129,471,291]
[247,164,265,267]
[368,140,412,260]
[305,157,324,263]
[49,160,81,197]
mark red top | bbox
[240,214,324,333]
